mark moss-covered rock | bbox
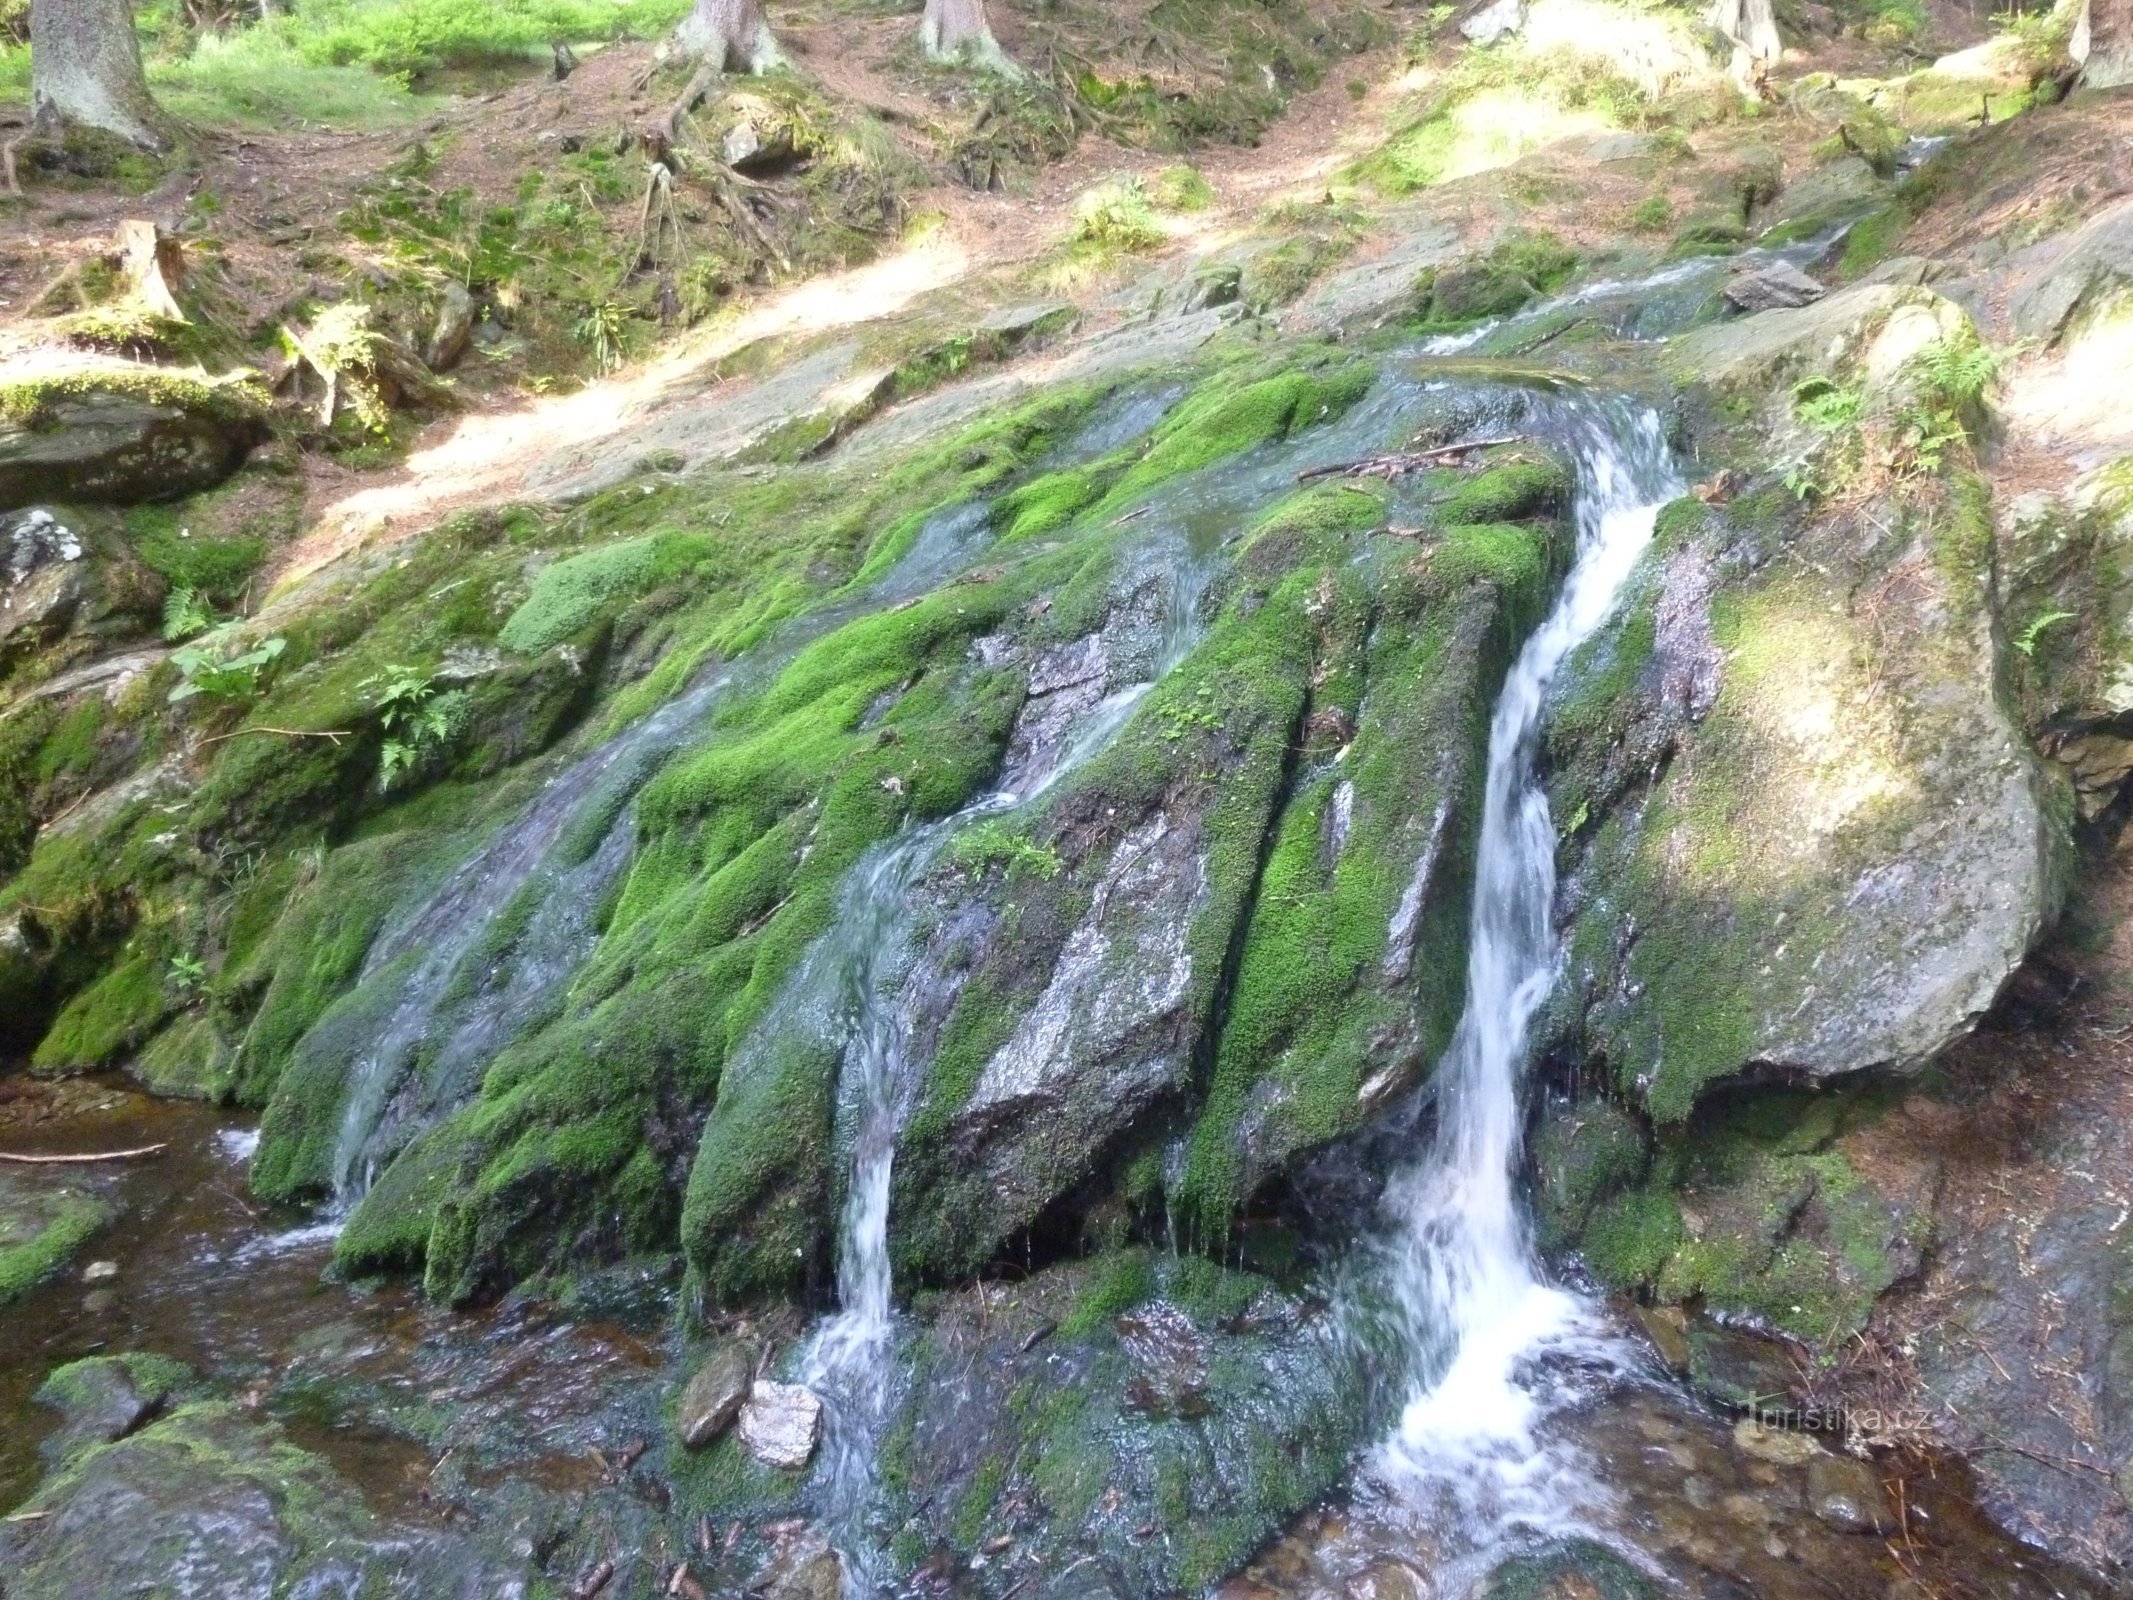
[0,1396,514,1597]
[0,1172,113,1306]
[1554,291,2063,1123]
[0,363,268,509]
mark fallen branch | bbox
[0,1143,168,1165]
[196,726,351,748]
[1297,435,1525,483]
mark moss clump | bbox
[1531,1096,1650,1254]
[1413,234,1579,330]
[31,950,173,1073]
[498,534,659,652]
[0,1187,113,1305]
[1568,1085,1926,1349]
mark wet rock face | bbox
[0,373,265,509]
[870,1254,1369,1598]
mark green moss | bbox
[1581,1188,1684,1288]
[0,1189,111,1305]
[1531,1096,1650,1253]
[497,532,716,653]
[1413,233,1580,330]
[1108,361,1377,502]
[0,368,268,431]
[1838,205,1907,279]
[31,949,172,1072]
[1060,1248,1156,1336]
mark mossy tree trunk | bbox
[29,0,172,150]
[921,0,1020,75]
[2078,0,2133,88]
[674,0,782,72]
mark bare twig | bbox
[1297,436,1525,483]
[195,726,351,748]
[0,1143,168,1165]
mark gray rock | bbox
[1806,1453,1889,1533]
[1757,155,1887,234]
[5,507,83,583]
[0,1400,518,1599]
[424,281,476,373]
[0,370,264,510]
[2009,197,2133,344]
[1723,260,1828,312]
[1567,284,2059,1120]
[737,1380,821,1471]
[750,1530,843,1600]
[1460,0,1525,43]
[1184,263,1243,311]
[676,1337,756,1449]
[1669,283,1968,410]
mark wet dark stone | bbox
[1805,1453,1889,1534]
[676,1336,756,1449]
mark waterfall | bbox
[1374,395,1680,1537]
[796,554,1216,1584]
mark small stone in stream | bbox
[1723,261,1828,312]
[737,1381,822,1471]
[676,1338,757,1449]
[81,1260,117,1283]
[750,1525,842,1600]
[1348,1561,1426,1600]
[1806,1453,1889,1533]
[1732,1417,1825,1466]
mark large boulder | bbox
[1554,285,2062,1120]
[0,361,267,509]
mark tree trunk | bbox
[921,0,1020,75]
[674,0,781,72]
[1706,0,1781,93]
[2077,0,2133,88]
[30,0,170,149]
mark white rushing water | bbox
[1373,394,1680,1544]
[795,550,1216,1586]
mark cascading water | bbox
[1371,392,1681,1551]
[795,552,1216,1587]
[312,502,1001,1202]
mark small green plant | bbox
[952,820,1064,880]
[2014,608,2075,657]
[161,586,215,642]
[168,629,286,704]
[1792,376,1864,432]
[1628,194,1672,233]
[166,953,208,995]
[574,300,629,374]
[1070,179,1165,253]
[1149,165,1214,213]
[1895,335,2007,474]
[362,664,467,790]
